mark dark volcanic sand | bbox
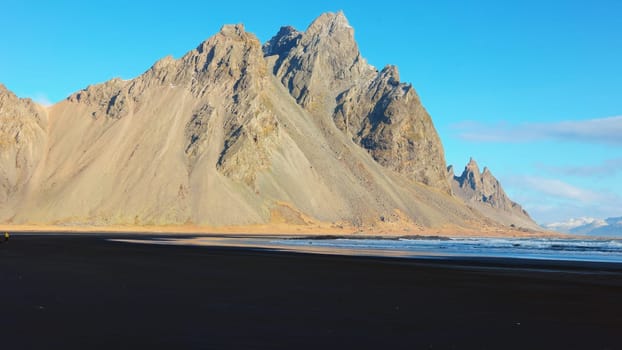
[1,234,622,349]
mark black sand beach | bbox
[1,234,622,349]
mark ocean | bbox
[271,237,622,263]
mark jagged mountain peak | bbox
[458,157,502,192]
[189,25,263,60]
[151,55,176,70]
[306,11,352,36]
[219,23,246,38]
[482,166,491,176]
[268,11,374,107]
[451,158,537,229]
[275,25,300,36]
[263,26,302,57]
[194,23,262,57]
[456,158,480,191]
[455,157,500,194]
[141,23,261,84]
[372,65,401,89]
[465,157,479,171]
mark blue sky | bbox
[2,0,621,224]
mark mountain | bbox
[266,12,450,192]
[0,12,537,233]
[449,158,539,230]
[544,217,607,234]
[588,217,622,236]
[545,217,622,236]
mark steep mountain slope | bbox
[449,158,539,230]
[0,20,487,229]
[0,12,537,232]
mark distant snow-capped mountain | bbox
[545,217,622,236]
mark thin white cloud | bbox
[537,158,622,177]
[453,116,622,145]
[505,175,622,224]
[516,176,604,203]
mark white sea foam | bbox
[271,237,622,263]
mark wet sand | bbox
[1,234,621,349]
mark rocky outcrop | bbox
[68,78,132,119]
[262,26,302,58]
[0,85,47,206]
[333,65,449,190]
[266,12,375,109]
[264,12,450,192]
[450,158,538,230]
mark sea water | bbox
[270,237,622,263]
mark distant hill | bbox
[545,217,622,236]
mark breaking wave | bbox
[273,237,622,263]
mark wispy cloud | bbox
[514,176,605,203]
[453,116,622,145]
[505,175,622,224]
[537,158,622,177]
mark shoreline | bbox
[108,234,622,265]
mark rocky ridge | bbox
[0,85,47,205]
[264,12,449,192]
[449,158,538,230]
